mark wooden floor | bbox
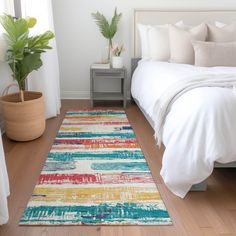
[1,100,236,236]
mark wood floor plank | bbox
[205,188,236,235]
[183,193,211,228]
[0,100,236,236]
[158,185,204,236]
[100,226,124,236]
[24,227,56,236]
[200,227,218,236]
[198,197,232,235]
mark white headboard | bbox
[133,9,236,58]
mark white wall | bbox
[52,0,236,99]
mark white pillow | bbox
[207,23,236,42]
[147,25,170,61]
[193,41,236,67]
[137,24,150,59]
[169,23,207,65]
[137,21,184,60]
[178,21,217,29]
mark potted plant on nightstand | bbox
[111,44,124,68]
[92,7,122,63]
[0,14,54,141]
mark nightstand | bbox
[90,67,127,108]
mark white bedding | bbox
[131,60,236,198]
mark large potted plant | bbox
[0,14,54,141]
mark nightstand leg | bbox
[121,78,126,108]
[123,99,127,109]
[121,79,124,94]
[123,71,127,109]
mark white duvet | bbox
[131,60,236,198]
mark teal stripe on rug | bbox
[48,150,145,161]
[43,162,76,171]
[56,132,134,139]
[20,203,171,225]
[91,162,149,171]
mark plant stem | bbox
[108,38,113,61]
[20,90,24,102]
[109,38,113,48]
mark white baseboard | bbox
[61,91,90,99]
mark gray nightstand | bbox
[90,67,127,108]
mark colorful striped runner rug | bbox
[20,110,172,225]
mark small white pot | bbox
[112,56,123,68]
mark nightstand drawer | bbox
[93,71,125,78]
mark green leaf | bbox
[20,53,42,79]
[0,14,29,44]
[110,8,122,38]
[92,12,111,39]
[26,17,37,28]
[91,8,122,44]
[28,31,54,49]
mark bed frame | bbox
[131,9,236,191]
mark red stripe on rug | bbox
[62,122,130,125]
[38,173,154,185]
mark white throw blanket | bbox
[154,73,236,147]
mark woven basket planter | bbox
[1,91,45,141]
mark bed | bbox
[131,9,236,198]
